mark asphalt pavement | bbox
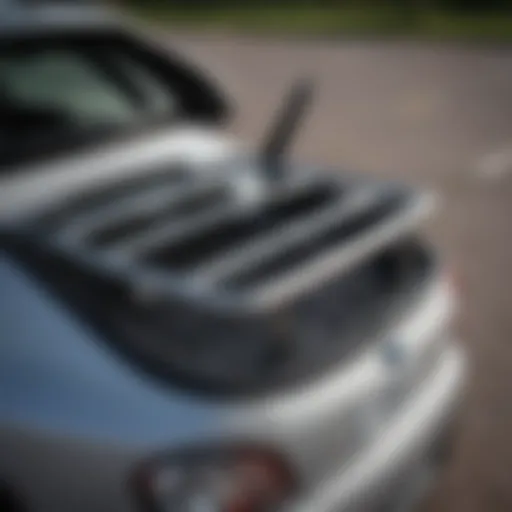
[168,34,512,512]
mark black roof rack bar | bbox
[103,201,235,257]
[105,177,320,258]
[55,179,225,245]
[45,235,248,313]
[193,187,381,284]
[32,164,189,232]
[250,193,435,309]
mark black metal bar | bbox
[260,78,314,181]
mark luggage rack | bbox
[16,78,435,320]
[24,161,434,317]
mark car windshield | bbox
[0,39,180,168]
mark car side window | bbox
[2,49,139,126]
[0,33,230,168]
[0,45,179,129]
[108,49,177,117]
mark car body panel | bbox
[0,254,225,448]
[0,242,464,510]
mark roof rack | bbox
[16,78,434,318]
[24,161,432,316]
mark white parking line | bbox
[476,148,512,180]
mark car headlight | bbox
[131,446,296,512]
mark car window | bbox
[0,33,230,169]
[107,49,176,117]
[0,47,177,128]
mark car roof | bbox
[0,0,118,35]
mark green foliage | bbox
[128,0,511,9]
[128,0,512,40]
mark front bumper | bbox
[287,340,467,512]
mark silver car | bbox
[0,2,467,512]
